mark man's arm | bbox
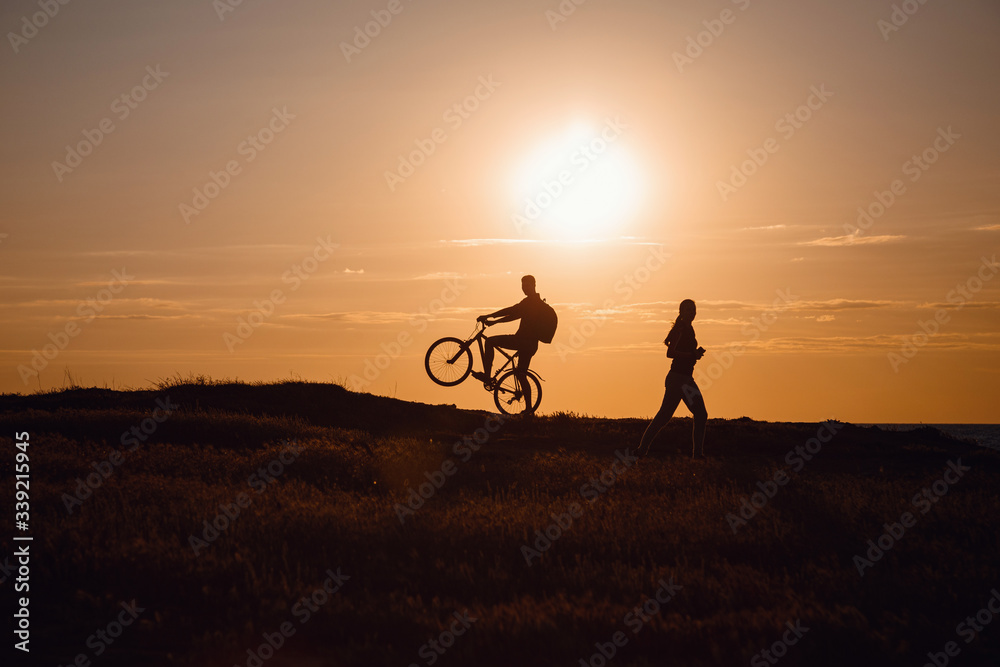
[479,301,523,325]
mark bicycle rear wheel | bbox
[493,370,542,415]
[425,337,473,386]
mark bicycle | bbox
[424,321,543,415]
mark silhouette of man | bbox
[637,299,709,458]
[473,275,544,413]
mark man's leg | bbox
[481,334,516,378]
[681,379,708,457]
[483,339,495,377]
[516,348,535,414]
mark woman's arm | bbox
[666,324,704,359]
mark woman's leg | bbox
[680,379,708,456]
[637,377,684,456]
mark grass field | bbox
[1,379,998,666]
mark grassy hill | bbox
[1,379,998,666]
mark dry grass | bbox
[0,381,997,666]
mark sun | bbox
[511,121,645,240]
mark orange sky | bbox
[1,0,998,422]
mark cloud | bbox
[411,272,462,281]
[75,279,178,287]
[289,306,479,325]
[438,238,540,247]
[436,237,664,248]
[800,233,905,247]
[922,301,1000,310]
[74,243,312,259]
[786,299,899,311]
[97,314,199,321]
[545,332,1000,356]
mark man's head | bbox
[521,275,537,296]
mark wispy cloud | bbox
[800,233,905,247]
[786,299,899,311]
[437,237,665,248]
[751,333,1000,353]
[411,272,463,281]
[97,314,200,321]
[922,301,1000,310]
[74,243,317,259]
[438,238,542,247]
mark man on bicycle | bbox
[472,275,545,413]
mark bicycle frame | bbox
[455,322,542,383]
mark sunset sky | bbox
[1,0,998,422]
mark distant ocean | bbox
[859,424,1000,452]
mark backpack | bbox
[536,298,558,344]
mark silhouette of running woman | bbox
[472,275,544,414]
[637,299,709,458]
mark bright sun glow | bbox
[511,121,645,240]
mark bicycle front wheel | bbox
[493,370,542,415]
[425,337,473,386]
